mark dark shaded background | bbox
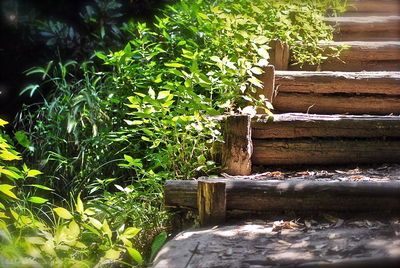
[0,0,174,122]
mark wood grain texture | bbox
[347,0,400,13]
[252,113,400,139]
[325,16,400,41]
[290,41,400,71]
[270,40,290,70]
[165,179,400,212]
[197,181,226,226]
[275,71,400,95]
[252,139,400,165]
[272,92,400,115]
[222,115,252,175]
[277,40,399,71]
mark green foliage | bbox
[12,0,346,266]
[0,120,144,267]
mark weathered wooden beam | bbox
[252,113,400,139]
[252,139,400,165]
[164,179,400,213]
[222,115,252,175]
[270,40,289,70]
[347,0,400,14]
[290,41,400,72]
[325,16,400,41]
[275,71,400,95]
[272,93,400,115]
[258,65,275,103]
[197,180,226,226]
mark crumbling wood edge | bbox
[222,115,253,175]
[256,65,276,105]
[197,180,226,226]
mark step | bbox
[164,178,400,213]
[275,71,400,95]
[253,138,400,165]
[222,115,400,173]
[289,41,400,71]
[154,218,400,268]
[252,113,400,139]
[325,16,400,41]
[271,71,400,115]
[347,0,400,14]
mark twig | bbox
[184,242,200,268]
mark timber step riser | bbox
[286,41,400,72]
[222,115,400,172]
[347,0,400,14]
[259,68,400,115]
[165,179,400,215]
[325,16,400,41]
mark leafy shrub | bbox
[0,119,145,267]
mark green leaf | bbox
[122,227,141,239]
[250,67,263,75]
[28,196,49,204]
[165,62,185,68]
[0,150,21,161]
[198,13,209,20]
[0,184,18,199]
[53,207,73,220]
[124,120,143,125]
[126,247,143,265]
[95,52,108,60]
[76,194,84,214]
[257,47,270,59]
[253,36,269,45]
[150,231,167,261]
[157,91,170,100]
[27,169,43,177]
[89,217,102,230]
[102,219,112,240]
[15,131,30,149]
[104,249,121,260]
[29,184,53,191]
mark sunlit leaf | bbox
[122,227,141,239]
[76,194,84,214]
[89,217,102,229]
[0,119,8,126]
[27,169,43,177]
[53,207,73,220]
[164,62,185,68]
[0,184,18,199]
[0,150,21,161]
[157,91,170,100]
[104,249,121,260]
